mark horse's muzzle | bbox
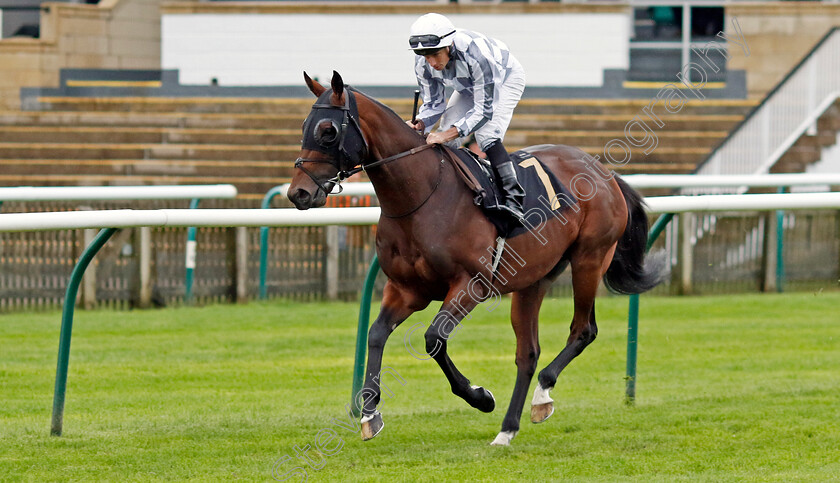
[288,188,326,210]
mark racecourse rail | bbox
[0,184,239,303]
[3,190,840,436]
[0,184,238,202]
[273,173,840,198]
[3,192,840,232]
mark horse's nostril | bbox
[291,189,311,207]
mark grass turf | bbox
[1,291,839,481]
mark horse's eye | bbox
[314,119,339,147]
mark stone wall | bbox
[726,3,840,98]
[0,0,160,109]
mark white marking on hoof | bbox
[490,430,517,446]
[531,384,555,423]
[531,384,553,406]
[360,411,379,424]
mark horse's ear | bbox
[330,71,344,98]
[304,72,326,97]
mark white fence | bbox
[2,193,840,233]
[0,185,238,202]
[278,173,840,198]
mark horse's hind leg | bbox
[490,281,548,446]
[423,282,496,414]
[531,249,607,422]
[360,281,428,440]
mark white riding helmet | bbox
[408,13,456,51]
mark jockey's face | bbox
[423,47,450,71]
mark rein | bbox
[380,155,445,219]
[296,143,443,217]
[295,143,438,189]
[361,143,438,173]
[294,86,446,217]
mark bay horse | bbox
[288,71,665,446]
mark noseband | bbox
[294,87,439,198]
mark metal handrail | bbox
[694,28,840,180]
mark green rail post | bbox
[625,212,674,405]
[184,198,200,304]
[259,185,287,299]
[351,254,380,416]
[776,186,786,293]
[51,227,118,436]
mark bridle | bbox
[294,87,442,216]
[294,88,370,196]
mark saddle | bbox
[444,146,577,238]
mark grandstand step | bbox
[31,96,758,117]
[0,111,308,130]
[0,143,709,164]
[32,97,413,116]
[0,126,305,145]
[509,114,744,132]
[0,173,289,197]
[0,143,299,161]
[0,126,726,149]
[0,159,294,178]
[1,111,746,133]
[612,163,696,175]
[504,130,725,148]
[777,146,825,167]
[515,99,757,117]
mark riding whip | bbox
[411,89,420,125]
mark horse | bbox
[287,71,666,446]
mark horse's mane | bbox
[348,86,423,139]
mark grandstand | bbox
[3,73,763,197]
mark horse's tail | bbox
[602,176,668,295]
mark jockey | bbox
[405,13,527,219]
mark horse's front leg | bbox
[360,281,427,441]
[424,282,496,414]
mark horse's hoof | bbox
[490,430,517,446]
[531,384,555,423]
[470,385,495,413]
[531,402,554,423]
[360,411,384,441]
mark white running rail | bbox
[0,184,238,202]
[3,193,840,232]
[277,173,840,197]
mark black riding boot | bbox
[486,141,525,219]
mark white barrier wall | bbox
[162,13,629,88]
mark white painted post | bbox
[138,227,153,308]
[761,212,778,292]
[325,225,340,300]
[678,213,694,295]
[235,227,249,303]
[82,229,97,309]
